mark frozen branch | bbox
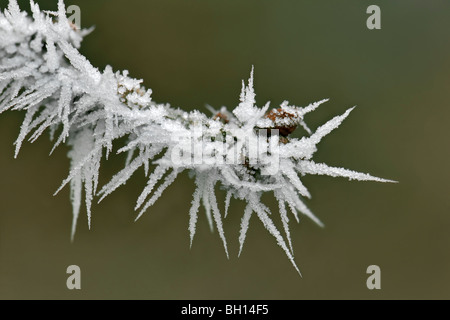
[0,0,396,275]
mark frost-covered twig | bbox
[0,0,396,275]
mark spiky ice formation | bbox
[0,0,396,275]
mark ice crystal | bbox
[0,0,396,275]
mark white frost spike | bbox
[297,160,397,183]
[14,106,36,158]
[135,169,180,221]
[67,128,95,239]
[233,66,258,124]
[249,194,301,276]
[189,176,202,247]
[283,186,324,227]
[208,182,229,258]
[224,191,232,218]
[56,83,72,145]
[98,155,147,202]
[0,1,396,275]
[58,40,101,84]
[299,98,329,116]
[135,165,168,211]
[6,0,24,26]
[305,107,355,157]
[202,180,214,232]
[280,160,311,199]
[276,193,294,254]
[238,204,252,257]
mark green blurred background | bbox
[0,0,449,299]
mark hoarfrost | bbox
[0,0,396,275]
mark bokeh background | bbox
[0,0,449,299]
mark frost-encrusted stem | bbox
[0,0,396,274]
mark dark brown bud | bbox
[265,108,297,137]
[213,112,229,124]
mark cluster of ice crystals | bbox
[0,0,395,275]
